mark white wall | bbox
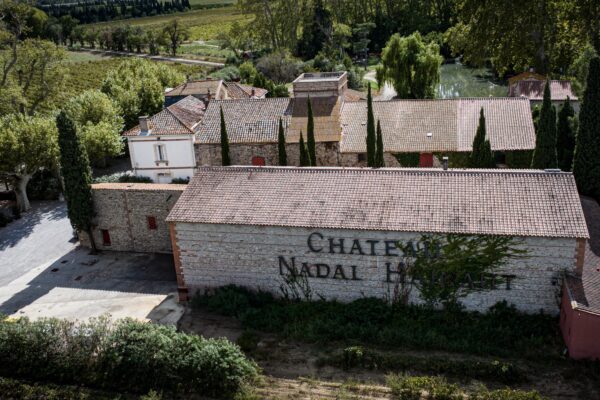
[174,223,578,314]
[128,135,196,182]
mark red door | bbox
[419,153,434,168]
[252,156,266,166]
[101,229,111,246]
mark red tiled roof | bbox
[224,82,268,99]
[167,167,589,239]
[123,96,205,137]
[165,80,224,98]
[340,98,536,153]
[509,80,578,101]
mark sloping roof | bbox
[344,88,367,102]
[123,96,206,137]
[508,71,546,87]
[165,80,225,98]
[167,167,589,239]
[196,98,293,144]
[340,98,536,153]
[224,82,268,99]
[286,96,343,143]
[509,80,578,101]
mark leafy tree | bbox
[278,118,287,166]
[239,61,258,84]
[57,112,96,251]
[573,57,600,198]
[366,84,376,167]
[531,81,558,169]
[375,119,385,168]
[398,234,525,308]
[556,97,576,171]
[220,106,231,166]
[101,58,184,128]
[0,114,58,211]
[63,90,124,167]
[381,32,442,99]
[306,97,316,166]
[162,19,189,57]
[297,0,332,59]
[299,131,311,167]
[469,109,495,168]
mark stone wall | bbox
[196,142,340,166]
[79,183,185,253]
[173,223,578,314]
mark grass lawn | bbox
[64,50,112,63]
[88,6,250,41]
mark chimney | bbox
[442,156,449,171]
[251,88,256,97]
[207,88,212,101]
[139,116,149,133]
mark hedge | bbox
[0,316,258,398]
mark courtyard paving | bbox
[0,201,182,323]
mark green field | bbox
[89,5,249,41]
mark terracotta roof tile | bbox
[123,96,205,137]
[224,82,268,99]
[165,80,224,97]
[167,167,589,239]
[340,98,536,153]
[510,80,578,101]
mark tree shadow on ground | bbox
[0,201,67,251]
[0,246,177,321]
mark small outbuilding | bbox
[166,166,589,313]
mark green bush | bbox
[27,169,61,201]
[0,316,258,398]
[323,347,525,384]
[94,173,153,184]
[0,376,118,400]
[192,286,561,359]
[386,375,543,400]
[171,177,190,184]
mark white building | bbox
[124,96,205,183]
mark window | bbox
[252,156,266,166]
[155,144,167,162]
[147,216,157,230]
[101,229,111,246]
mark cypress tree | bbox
[531,80,558,169]
[299,131,311,167]
[375,119,385,168]
[573,56,600,198]
[366,83,376,167]
[556,97,576,171]
[306,97,316,166]
[469,108,495,168]
[220,106,231,166]
[57,111,96,253]
[278,118,287,166]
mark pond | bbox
[436,61,508,99]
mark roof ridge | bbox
[164,107,194,134]
[195,166,573,176]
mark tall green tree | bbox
[63,90,124,167]
[366,83,376,167]
[0,114,59,211]
[375,119,385,168]
[573,57,600,198]
[531,81,558,169]
[380,32,442,99]
[296,0,332,59]
[56,111,96,252]
[556,97,576,171]
[469,109,495,168]
[299,131,311,167]
[306,97,316,166]
[278,118,287,166]
[220,106,231,166]
[162,19,189,57]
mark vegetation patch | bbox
[320,346,526,384]
[191,286,561,359]
[0,316,258,398]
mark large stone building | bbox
[164,166,588,314]
[125,71,537,181]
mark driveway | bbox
[0,201,182,323]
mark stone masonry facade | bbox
[172,223,578,314]
[79,184,186,253]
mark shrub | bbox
[0,316,258,398]
[26,169,61,201]
[0,376,117,400]
[171,177,190,184]
[94,173,153,184]
[210,66,241,81]
[192,287,561,359]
